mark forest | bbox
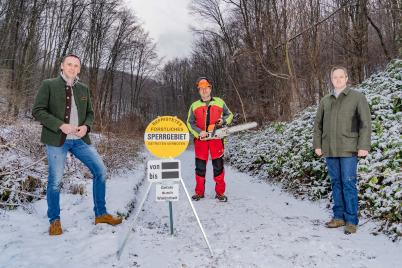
[0,0,400,130]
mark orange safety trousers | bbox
[194,138,225,196]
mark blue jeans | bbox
[46,139,107,223]
[326,156,359,225]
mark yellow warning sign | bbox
[144,116,189,158]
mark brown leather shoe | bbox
[49,219,63,235]
[325,218,345,228]
[344,224,357,234]
[95,214,122,225]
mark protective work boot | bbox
[49,219,63,236]
[325,218,345,228]
[344,224,357,234]
[95,214,122,225]
[215,194,228,202]
[192,194,205,201]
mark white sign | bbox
[147,159,181,182]
[156,182,179,202]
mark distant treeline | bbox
[159,0,401,122]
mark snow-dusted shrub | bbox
[0,120,47,207]
[226,59,402,240]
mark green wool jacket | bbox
[32,76,94,146]
[313,87,371,157]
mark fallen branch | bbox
[0,156,46,176]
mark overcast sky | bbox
[126,0,194,61]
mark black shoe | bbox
[192,194,204,201]
[215,194,228,202]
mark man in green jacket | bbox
[33,54,122,235]
[313,66,371,234]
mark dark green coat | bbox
[313,87,371,157]
[32,76,94,146]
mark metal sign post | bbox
[169,201,174,235]
[117,116,214,259]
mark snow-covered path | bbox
[1,150,401,268]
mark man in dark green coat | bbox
[313,66,371,234]
[33,54,122,235]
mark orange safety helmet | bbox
[195,77,212,89]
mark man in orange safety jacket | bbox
[186,77,233,202]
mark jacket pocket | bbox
[342,132,358,138]
[341,133,358,151]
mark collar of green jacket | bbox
[331,87,351,97]
[59,73,79,87]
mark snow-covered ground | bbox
[1,150,401,268]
